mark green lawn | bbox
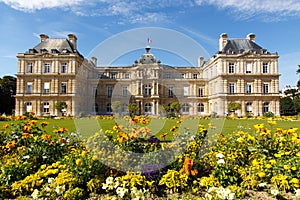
[1,117,300,139]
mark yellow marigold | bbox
[237,137,244,143]
[30,120,38,125]
[268,120,276,126]
[257,171,266,178]
[41,121,49,126]
[6,140,16,149]
[283,165,291,170]
[266,164,272,169]
[117,132,128,143]
[113,123,122,131]
[290,178,299,184]
[92,156,98,161]
[41,164,47,170]
[270,160,277,165]
[22,133,33,138]
[292,134,300,144]
[292,166,297,171]
[81,151,88,156]
[76,159,82,166]
[42,134,51,140]
[23,125,32,133]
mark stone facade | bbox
[15,33,280,117]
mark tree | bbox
[127,103,138,118]
[228,102,241,115]
[280,97,295,115]
[111,101,122,114]
[55,101,67,116]
[170,102,181,117]
[0,76,16,115]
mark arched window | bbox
[263,102,269,113]
[144,103,152,114]
[106,103,112,113]
[197,103,204,113]
[26,102,32,112]
[182,103,190,113]
[246,102,252,113]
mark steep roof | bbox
[221,39,268,54]
[31,38,76,53]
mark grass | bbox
[1,117,300,139]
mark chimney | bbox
[91,57,97,66]
[219,33,228,51]
[198,57,204,67]
[68,34,77,50]
[40,34,49,42]
[247,33,255,42]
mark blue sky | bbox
[1,0,300,89]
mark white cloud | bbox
[0,0,85,12]
[2,0,300,22]
[195,0,300,20]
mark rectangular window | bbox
[184,86,189,96]
[61,82,67,94]
[193,74,198,79]
[246,63,252,73]
[124,73,130,79]
[229,83,235,94]
[229,63,235,74]
[27,63,33,73]
[111,73,116,79]
[246,103,252,112]
[263,83,269,93]
[44,63,50,73]
[199,87,204,97]
[43,102,49,113]
[122,86,128,97]
[168,87,173,97]
[165,74,171,79]
[263,63,268,73]
[107,86,112,97]
[26,102,32,112]
[246,83,252,93]
[44,82,50,94]
[61,63,67,73]
[27,82,32,93]
[180,73,185,79]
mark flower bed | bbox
[0,116,300,199]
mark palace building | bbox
[15,33,280,117]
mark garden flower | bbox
[270,188,279,196]
[266,164,272,169]
[6,140,15,149]
[23,125,32,133]
[117,132,128,143]
[257,171,265,178]
[268,120,276,126]
[92,156,98,161]
[217,159,225,165]
[216,153,225,159]
[3,123,9,129]
[55,185,65,195]
[292,134,300,144]
[258,182,267,187]
[116,187,128,198]
[22,133,33,138]
[31,189,39,199]
[41,121,49,126]
[113,123,122,131]
[290,178,299,187]
[76,159,82,166]
[42,134,51,140]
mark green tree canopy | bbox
[228,102,242,113]
[0,75,16,114]
[55,101,67,116]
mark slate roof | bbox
[221,39,268,54]
[26,38,80,55]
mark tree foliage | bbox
[227,102,241,113]
[55,101,67,116]
[0,76,16,114]
[111,101,122,114]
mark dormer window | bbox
[40,48,47,53]
[28,49,36,54]
[51,49,59,54]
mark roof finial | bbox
[145,45,151,53]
